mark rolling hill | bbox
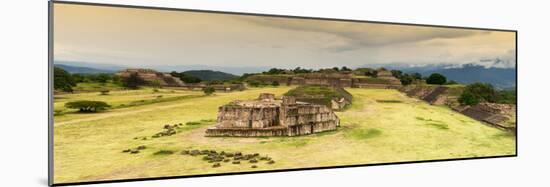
[182,70,238,81]
[54,64,115,74]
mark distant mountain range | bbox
[54,61,269,75]
[360,59,516,89]
[54,64,115,74]
[54,63,239,81]
[182,70,238,81]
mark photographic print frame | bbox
[49,1,517,186]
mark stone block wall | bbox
[216,105,280,128]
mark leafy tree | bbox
[411,73,422,80]
[112,75,122,85]
[149,80,162,88]
[203,86,215,95]
[399,74,414,85]
[248,80,261,87]
[458,91,479,105]
[497,90,516,104]
[341,66,351,71]
[94,73,111,83]
[65,100,110,112]
[54,67,76,92]
[332,67,340,71]
[99,89,110,95]
[264,68,285,75]
[122,72,145,89]
[426,73,447,85]
[272,81,280,86]
[391,70,403,78]
[71,73,86,83]
[354,68,378,77]
[293,67,312,74]
[458,82,498,105]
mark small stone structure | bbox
[205,93,340,137]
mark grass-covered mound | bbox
[284,86,351,108]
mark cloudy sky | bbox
[54,3,516,69]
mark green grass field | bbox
[53,87,515,183]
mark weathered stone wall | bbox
[216,105,280,128]
[280,105,339,128]
[246,73,375,88]
[205,126,288,137]
[287,121,338,136]
[206,94,340,137]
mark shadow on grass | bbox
[345,128,382,140]
[425,123,449,130]
[376,100,403,103]
[153,150,175,156]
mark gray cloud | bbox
[240,16,489,52]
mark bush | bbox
[458,82,498,105]
[458,91,479,105]
[203,86,215,95]
[99,89,110,95]
[426,73,447,85]
[399,75,413,85]
[272,81,280,87]
[65,100,110,112]
[54,67,76,92]
[122,72,145,89]
[153,150,174,155]
[248,80,261,87]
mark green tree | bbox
[391,70,403,78]
[122,72,145,89]
[458,91,479,105]
[248,80,260,87]
[150,79,162,88]
[399,74,413,85]
[411,73,422,80]
[426,73,447,85]
[203,86,215,95]
[272,81,280,86]
[65,100,110,112]
[94,73,111,83]
[458,82,498,105]
[54,67,76,92]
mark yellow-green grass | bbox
[72,82,125,92]
[53,87,515,183]
[53,88,202,119]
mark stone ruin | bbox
[181,83,245,92]
[453,102,516,132]
[115,68,185,87]
[246,69,402,89]
[399,85,516,132]
[205,93,340,137]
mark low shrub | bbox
[153,150,174,155]
[65,100,110,112]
